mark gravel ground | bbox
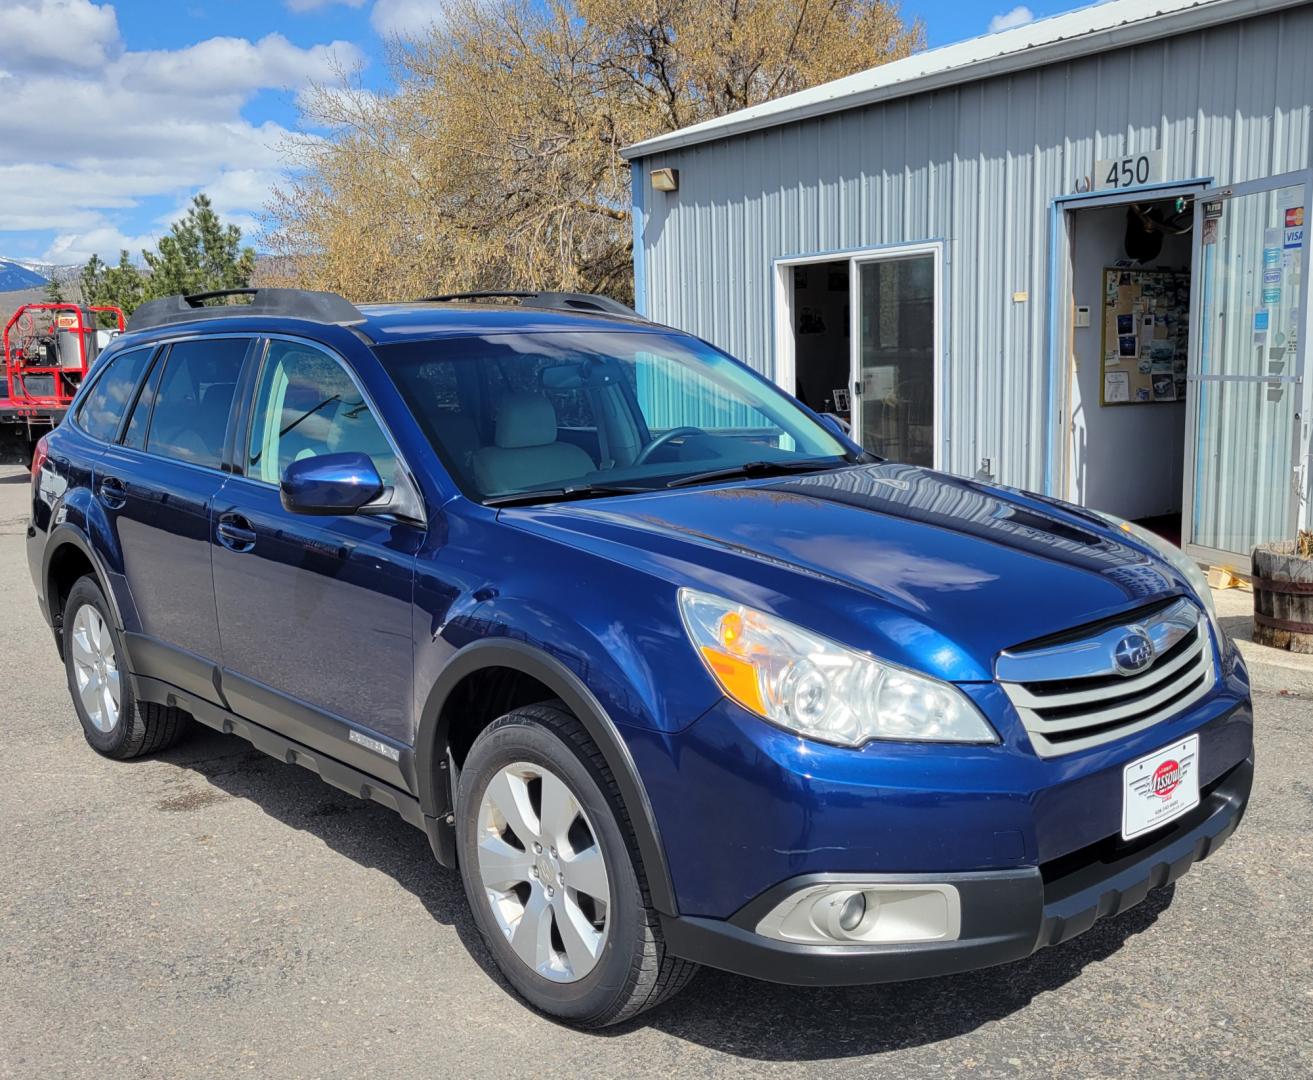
[0,463,1310,1079]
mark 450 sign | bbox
[1094,150,1166,192]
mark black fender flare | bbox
[42,524,126,633]
[415,638,679,916]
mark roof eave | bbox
[621,0,1297,161]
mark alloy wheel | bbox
[476,761,611,982]
[70,604,120,733]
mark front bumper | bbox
[660,755,1252,985]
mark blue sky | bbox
[0,1,1085,268]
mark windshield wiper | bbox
[483,482,651,508]
[665,457,849,489]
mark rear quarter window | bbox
[75,347,154,443]
[122,349,166,451]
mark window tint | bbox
[379,331,846,499]
[145,338,248,468]
[121,350,165,450]
[247,341,396,486]
[627,352,778,434]
[76,347,153,443]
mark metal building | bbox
[621,0,1313,566]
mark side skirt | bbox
[135,673,432,836]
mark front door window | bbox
[247,340,397,486]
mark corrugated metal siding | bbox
[636,5,1313,492]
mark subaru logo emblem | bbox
[1112,630,1154,675]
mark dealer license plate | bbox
[1121,735,1200,841]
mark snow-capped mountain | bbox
[0,258,50,291]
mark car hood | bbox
[503,463,1187,681]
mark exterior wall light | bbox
[651,168,679,193]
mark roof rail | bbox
[126,288,364,333]
[419,291,641,319]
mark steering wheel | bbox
[633,426,706,466]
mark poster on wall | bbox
[1099,267,1190,406]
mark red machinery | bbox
[2,303,125,446]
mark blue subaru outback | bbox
[28,288,1252,1026]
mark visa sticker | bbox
[1286,226,1305,249]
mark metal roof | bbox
[621,0,1305,159]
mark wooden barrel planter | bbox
[1252,540,1313,654]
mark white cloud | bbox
[286,0,366,10]
[370,0,446,37]
[0,3,364,263]
[44,223,162,266]
[0,162,154,231]
[0,0,120,72]
[988,6,1035,33]
[155,168,286,238]
[132,33,361,97]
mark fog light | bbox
[816,889,870,940]
[755,881,961,946]
[838,892,866,932]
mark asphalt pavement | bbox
[1,463,1310,1079]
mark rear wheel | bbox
[456,702,696,1026]
[62,575,189,759]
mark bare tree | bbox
[263,0,923,302]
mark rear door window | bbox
[75,347,153,443]
[145,338,249,469]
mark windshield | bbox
[376,330,854,501]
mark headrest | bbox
[495,392,558,449]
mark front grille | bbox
[997,597,1216,757]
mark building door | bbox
[775,243,942,466]
[852,250,941,465]
[1183,172,1310,563]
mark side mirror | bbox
[820,412,852,437]
[280,452,385,516]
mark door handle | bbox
[98,476,127,509]
[216,513,257,553]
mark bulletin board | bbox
[1100,267,1190,405]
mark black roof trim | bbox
[419,291,641,319]
[126,288,365,333]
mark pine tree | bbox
[80,250,145,324]
[141,194,256,301]
[78,254,106,305]
[42,276,65,304]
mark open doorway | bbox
[1066,194,1196,544]
[789,260,851,418]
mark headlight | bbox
[677,589,997,747]
[1093,511,1221,633]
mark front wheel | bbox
[456,702,696,1026]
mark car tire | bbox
[456,701,697,1026]
[62,575,189,759]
